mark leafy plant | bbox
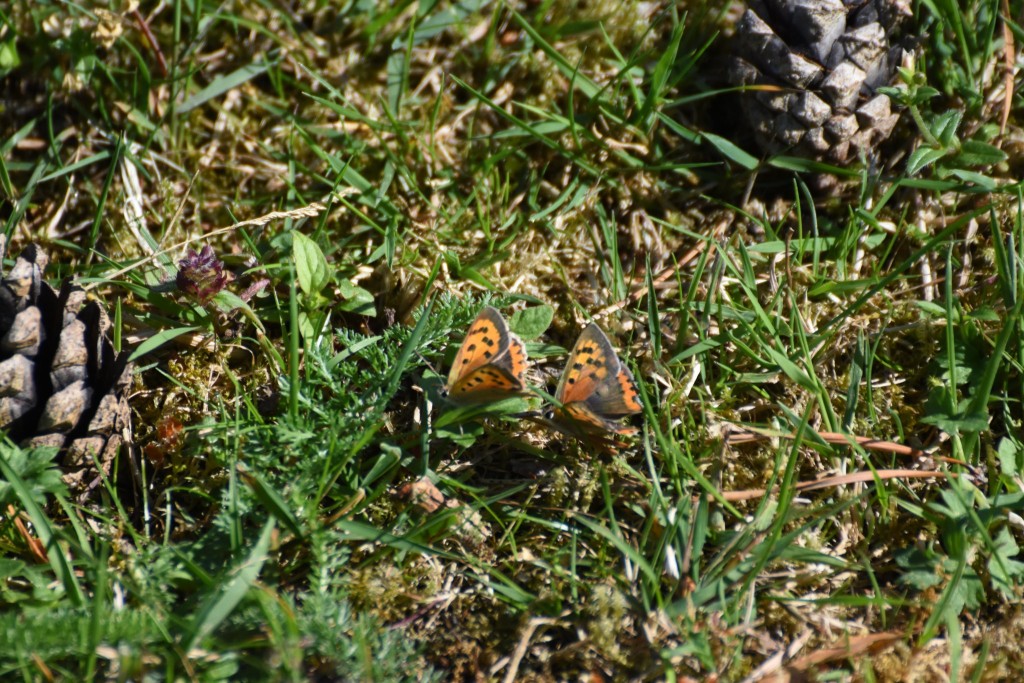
[895,481,1024,638]
[880,59,1007,185]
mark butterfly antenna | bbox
[415,350,440,376]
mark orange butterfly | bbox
[549,323,642,436]
[442,306,528,404]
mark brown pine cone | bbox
[0,236,133,498]
[729,0,912,163]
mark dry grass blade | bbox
[785,631,905,674]
[9,504,48,564]
[725,424,974,468]
[739,629,813,683]
[88,202,326,289]
[1001,0,1014,134]
[719,469,962,503]
[495,617,558,683]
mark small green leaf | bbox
[210,290,266,332]
[915,300,947,318]
[989,527,1024,598]
[932,110,962,147]
[967,308,1000,322]
[459,267,493,289]
[128,326,201,362]
[0,36,20,75]
[435,421,485,448]
[996,437,1021,477]
[435,397,530,430]
[957,139,1008,167]
[384,217,398,269]
[492,121,569,139]
[769,155,854,175]
[527,342,568,359]
[297,311,318,342]
[907,146,948,175]
[510,305,553,340]
[293,231,331,296]
[364,444,403,487]
[808,277,879,297]
[337,280,375,314]
[240,468,304,538]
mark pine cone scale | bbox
[0,236,133,498]
[730,0,911,163]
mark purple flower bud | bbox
[176,245,227,304]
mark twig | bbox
[132,8,168,77]
[717,469,961,503]
[725,424,971,468]
[496,617,557,683]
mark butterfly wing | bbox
[582,363,642,418]
[554,323,641,435]
[445,307,527,403]
[554,323,620,404]
[447,307,509,386]
[555,402,638,436]
[497,332,528,385]
[447,364,524,403]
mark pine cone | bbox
[730,0,912,163]
[0,236,132,498]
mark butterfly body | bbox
[551,323,642,436]
[443,306,528,404]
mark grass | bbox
[2,0,1024,680]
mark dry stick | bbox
[717,468,961,503]
[717,424,972,501]
[29,653,55,683]
[739,629,813,683]
[785,631,904,674]
[594,213,733,319]
[132,8,168,78]
[497,617,557,683]
[725,424,972,469]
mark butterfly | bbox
[442,306,528,404]
[548,323,642,436]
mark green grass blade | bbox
[185,518,275,652]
